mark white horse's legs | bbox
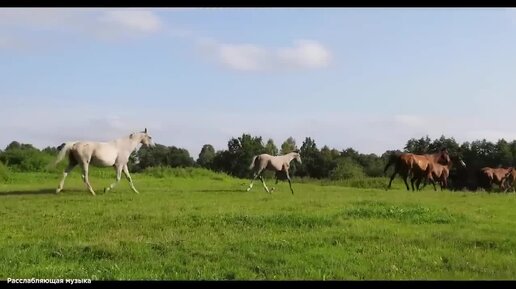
[56,163,77,193]
[271,171,283,192]
[246,170,262,192]
[105,165,123,193]
[81,163,96,196]
[259,175,271,194]
[285,170,294,195]
[271,177,279,193]
[123,165,139,194]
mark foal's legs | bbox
[416,177,424,190]
[105,165,123,193]
[427,175,437,191]
[259,175,271,194]
[246,169,263,192]
[441,178,447,191]
[56,162,77,194]
[271,171,282,193]
[285,170,294,195]
[123,164,139,194]
[80,162,96,196]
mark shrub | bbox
[0,149,55,172]
[329,157,365,180]
[0,161,9,182]
[142,166,232,181]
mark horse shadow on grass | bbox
[0,188,58,197]
[195,189,244,193]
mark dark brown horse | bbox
[479,167,512,192]
[384,148,451,191]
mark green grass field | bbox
[0,167,515,280]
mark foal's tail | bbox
[249,155,259,170]
[55,142,77,165]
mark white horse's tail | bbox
[249,155,259,170]
[55,142,77,165]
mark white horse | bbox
[54,128,155,196]
[246,150,302,194]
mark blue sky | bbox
[1,8,516,158]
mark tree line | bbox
[3,135,516,186]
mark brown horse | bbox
[412,162,449,191]
[384,148,451,191]
[415,155,466,191]
[502,167,516,192]
[480,167,512,192]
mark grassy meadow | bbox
[0,167,515,280]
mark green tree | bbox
[471,139,496,166]
[356,153,384,177]
[297,137,322,178]
[131,144,195,171]
[0,142,54,172]
[319,145,338,178]
[167,147,195,168]
[429,135,461,156]
[404,136,431,154]
[329,157,365,180]
[264,139,278,156]
[42,146,59,155]
[197,144,216,169]
[280,137,297,155]
[495,139,512,166]
[212,134,265,178]
[5,141,21,151]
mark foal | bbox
[246,151,302,194]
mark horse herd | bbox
[53,129,516,196]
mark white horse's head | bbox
[131,128,155,148]
[291,150,302,164]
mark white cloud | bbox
[0,8,77,28]
[0,8,163,49]
[393,114,429,130]
[0,9,331,73]
[200,39,332,72]
[97,10,161,33]
[217,43,269,71]
[277,40,331,69]
[465,130,516,142]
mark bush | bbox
[142,166,232,181]
[0,149,55,172]
[329,157,365,180]
[0,161,9,182]
[326,177,388,189]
